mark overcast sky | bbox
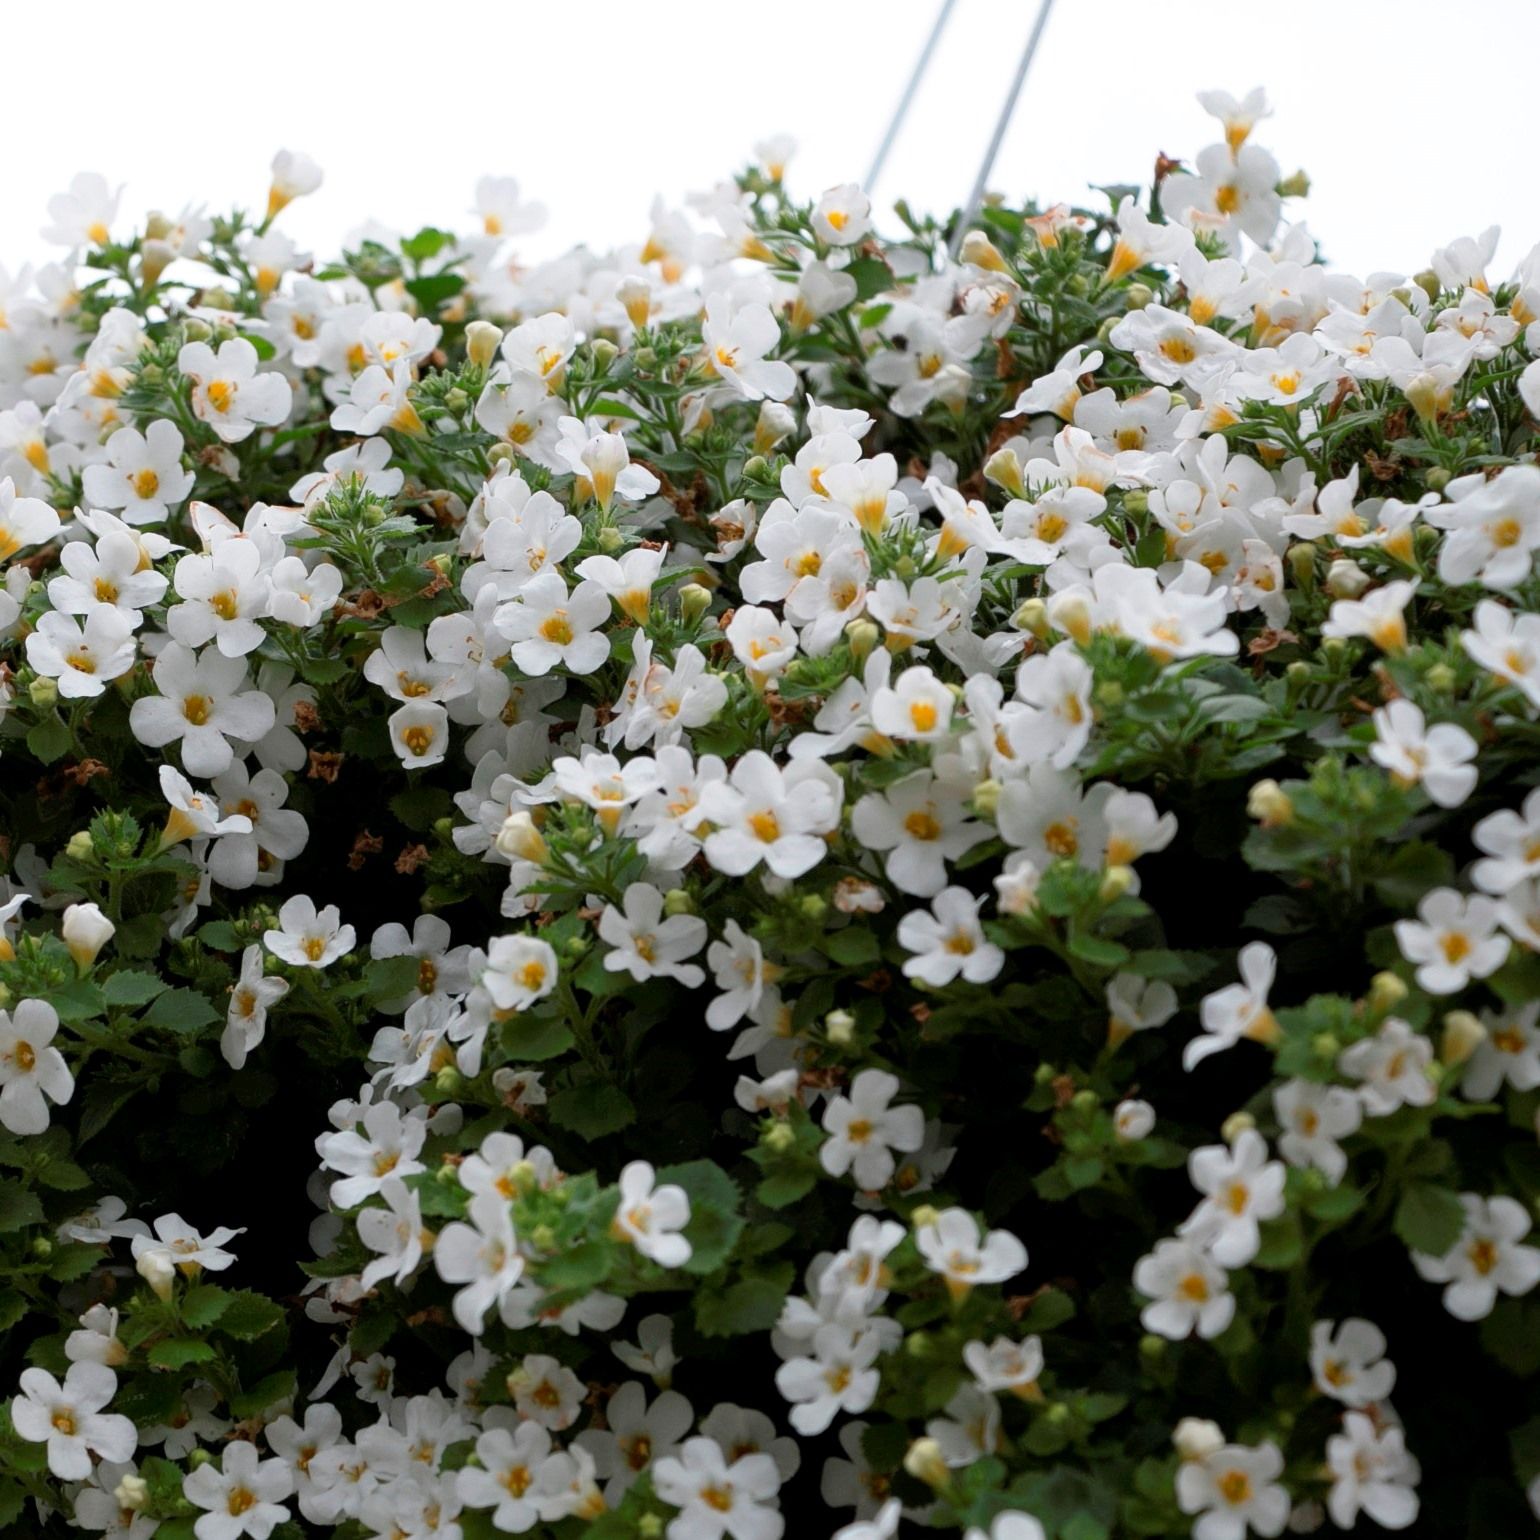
[4,0,1535,281]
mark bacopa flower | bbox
[263,894,355,969]
[11,1361,135,1480]
[0,998,73,1135]
[819,1069,925,1191]
[897,888,1004,987]
[128,642,277,777]
[1175,1436,1290,1540]
[915,1208,1027,1298]
[611,1161,692,1268]
[177,338,292,443]
[1412,1192,1540,1321]
[182,1438,294,1540]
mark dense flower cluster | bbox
[1,87,1540,1540]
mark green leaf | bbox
[405,273,466,310]
[755,1167,818,1209]
[538,1240,613,1294]
[549,1082,636,1140]
[144,988,220,1035]
[216,1291,286,1341]
[102,970,169,1008]
[0,1181,43,1234]
[841,257,893,302]
[230,1369,296,1419]
[658,1160,744,1276]
[180,1285,233,1330]
[1394,1183,1466,1256]
[825,928,880,967]
[148,1337,217,1370]
[25,715,71,765]
[694,1263,794,1336]
[499,1014,576,1063]
[400,226,453,261]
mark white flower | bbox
[813,183,871,247]
[267,556,342,628]
[130,1213,243,1273]
[495,571,611,676]
[870,665,954,743]
[357,1177,427,1290]
[702,299,795,402]
[1369,699,1477,808]
[267,149,323,216]
[1462,1003,1540,1100]
[183,1439,294,1540]
[1322,578,1416,652]
[1184,941,1278,1068]
[1134,1237,1235,1340]
[898,888,1003,987]
[1273,1078,1361,1183]
[1325,1413,1420,1531]
[1114,1098,1156,1141]
[46,529,168,619]
[1472,788,1540,894]
[1412,1192,1540,1321]
[0,998,73,1135]
[0,476,59,562]
[509,1353,586,1430]
[599,884,707,986]
[61,901,115,969]
[652,1436,784,1540]
[964,1514,1046,1540]
[1338,1016,1435,1116]
[482,934,558,1011]
[25,608,137,698]
[1309,1318,1396,1407]
[819,1069,925,1191]
[556,420,661,511]
[1180,1129,1286,1268]
[11,1362,135,1480]
[962,1335,1043,1396]
[435,1189,525,1334]
[698,751,841,879]
[705,919,778,1032]
[1175,1438,1289,1540]
[263,895,354,970]
[221,945,288,1070]
[128,642,276,778]
[1106,972,1178,1043]
[915,1207,1027,1297]
[612,1160,692,1268]
[177,339,291,444]
[850,770,984,898]
[1462,600,1540,709]
[82,420,194,524]
[319,1099,428,1208]
[577,1381,694,1501]
[1393,888,1508,995]
[458,1416,558,1529]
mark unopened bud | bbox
[495,811,548,865]
[1247,778,1294,827]
[1441,1010,1487,1068]
[845,618,880,662]
[186,1447,216,1470]
[464,320,502,369]
[903,1437,951,1490]
[1412,269,1442,303]
[1424,466,1452,493]
[971,779,1002,819]
[181,318,212,344]
[662,889,694,918]
[1221,1110,1255,1144]
[65,830,96,861]
[1425,662,1456,694]
[679,583,712,625]
[1122,490,1149,516]
[617,277,653,331]
[114,1475,149,1511]
[1325,558,1371,599]
[1286,541,1317,591]
[1124,282,1154,311]
[136,1248,176,1303]
[762,1121,796,1154]
[1099,864,1134,902]
[1173,1417,1226,1461]
[27,676,58,708]
[910,1204,941,1230]
[590,338,619,371]
[983,447,1025,498]
[741,455,769,480]
[824,1009,856,1046]
[1367,972,1408,1012]
[1012,597,1050,639]
[1277,169,1311,199]
[753,401,797,456]
[62,902,115,971]
[960,231,1008,273]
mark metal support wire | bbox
[949,0,1056,258]
[866,0,958,196]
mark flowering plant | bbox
[1,86,1539,1540]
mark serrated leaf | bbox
[102,970,168,1008]
[1395,1183,1466,1256]
[148,1337,217,1370]
[180,1285,232,1329]
[215,1291,286,1341]
[144,988,220,1035]
[693,1263,794,1337]
[548,1082,636,1140]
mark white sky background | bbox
[2,0,1537,281]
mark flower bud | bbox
[662,889,694,918]
[114,1475,150,1512]
[186,1447,217,1470]
[637,1516,664,1540]
[1221,1110,1255,1143]
[140,240,176,287]
[753,401,797,456]
[181,318,213,344]
[1124,282,1155,311]
[983,447,1025,498]
[1277,169,1311,199]
[27,676,58,708]
[1099,865,1135,902]
[845,618,880,662]
[1173,1417,1226,1461]
[1424,466,1452,493]
[1286,541,1317,591]
[435,1066,465,1096]
[762,1121,796,1154]
[678,583,712,625]
[910,1204,941,1229]
[903,1437,951,1490]
[136,1247,176,1302]
[1011,597,1050,638]
[65,830,96,861]
[62,902,115,970]
[1325,558,1371,599]
[494,811,548,865]
[1367,972,1408,1012]
[1412,269,1442,302]
[597,525,626,552]
[824,1008,856,1046]
[617,277,653,331]
[1425,662,1457,694]
[1247,779,1294,828]
[741,455,769,481]
[971,779,1002,819]
[590,338,619,373]
[1441,1010,1487,1068]
[1114,1098,1156,1141]
[1122,490,1149,516]
[464,320,502,369]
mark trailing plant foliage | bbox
[1,88,1540,1540]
